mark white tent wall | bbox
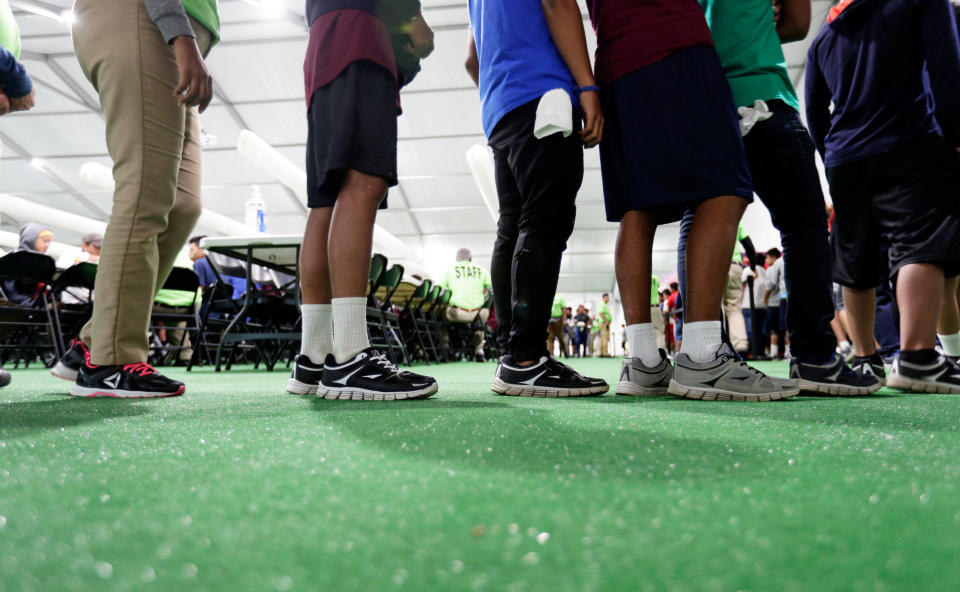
[2,0,835,282]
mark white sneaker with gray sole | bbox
[669,344,799,402]
[616,350,673,396]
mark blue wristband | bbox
[577,85,600,94]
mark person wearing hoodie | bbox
[0,223,54,307]
[805,0,960,394]
[0,0,34,116]
[48,0,219,398]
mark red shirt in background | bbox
[585,0,714,86]
[303,9,397,107]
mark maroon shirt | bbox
[303,9,396,107]
[586,0,714,86]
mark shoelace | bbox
[122,362,159,377]
[370,351,405,377]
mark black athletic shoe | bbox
[790,352,882,396]
[888,354,960,394]
[286,354,324,395]
[850,352,886,385]
[492,355,609,397]
[318,348,438,401]
[0,368,10,388]
[70,361,185,398]
[51,338,88,381]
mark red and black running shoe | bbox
[70,360,185,398]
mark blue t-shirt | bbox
[468,0,578,137]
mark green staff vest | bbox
[183,0,220,43]
[0,0,21,58]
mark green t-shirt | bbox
[155,289,199,308]
[699,0,799,111]
[650,276,660,306]
[441,261,491,310]
[183,0,220,43]
[551,294,566,318]
[598,300,612,325]
[732,221,749,263]
[0,0,21,59]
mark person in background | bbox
[54,0,220,398]
[562,306,576,357]
[188,236,245,299]
[0,0,34,117]
[597,294,613,357]
[650,275,666,351]
[1,223,54,306]
[805,0,960,392]
[441,248,492,362]
[762,248,785,358]
[573,305,592,358]
[288,0,438,400]
[547,293,567,357]
[152,261,199,366]
[79,233,102,263]
[466,0,608,397]
[742,252,767,357]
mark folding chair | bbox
[428,288,453,363]
[416,285,442,363]
[369,264,407,365]
[149,267,201,367]
[51,262,98,353]
[0,251,61,368]
[399,279,433,364]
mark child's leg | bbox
[842,286,877,357]
[299,207,334,364]
[616,210,660,366]
[895,263,944,352]
[937,276,960,357]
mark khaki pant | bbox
[546,318,565,355]
[599,323,611,357]
[73,1,211,364]
[445,307,489,351]
[651,305,666,351]
[724,263,748,352]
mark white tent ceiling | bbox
[1,0,835,293]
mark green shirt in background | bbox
[732,221,749,263]
[155,288,199,308]
[182,0,220,43]
[699,0,799,111]
[441,261,491,310]
[0,0,21,58]
[598,300,612,325]
[551,294,566,318]
[650,276,660,306]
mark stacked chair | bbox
[148,267,202,367]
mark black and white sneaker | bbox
[888,353,960,394]
[0,368,10,388]
[286,354,324,395]
[318,348,438,401]
[70,361,185,398]
[790,352,882,396]
[492,355,609,397]
[850,352,887,385]
[51,338,88,381]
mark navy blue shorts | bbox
[598,45,754,223]
[765,306,781,334]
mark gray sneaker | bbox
[669,344,800,402]
[617,350,673,396]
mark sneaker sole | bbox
[51,362,79,382]
[316,383,438,401]
[68,384,185,398]
[667,379,799,402]
[491,378,609,397]
[286,378,318,395]
[615,381,668,396]
[795,378,883,396]
[886,374,960,394]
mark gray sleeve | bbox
[143,0,195,44]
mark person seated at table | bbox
[79,233,102,263]
[287,0,438,400]
[188,235,246,299]
[1,223,54,307]
[441,248,491,362]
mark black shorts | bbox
[828,137,960,288]
[306,60,398,209]
[765,305,781,334]
[598,45,754,223]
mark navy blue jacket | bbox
[0,44,32,98]
[805,0,960,167]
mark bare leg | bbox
[616,210,658,325]
[937,275,960,336]
[684,196,748,322]
[300,207,333,305]
[830,313,847,343]
[897,263,944,351]
[328,170,388,298]
[842,286,877,357]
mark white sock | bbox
[332,297,370,364]
[771,344,779,358]
[838,340,851,351]
[626,323,660,367]
[300,303,333,364]
[680,321,723,363]
[938,332,960,357]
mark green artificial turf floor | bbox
[2,358,960,591]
